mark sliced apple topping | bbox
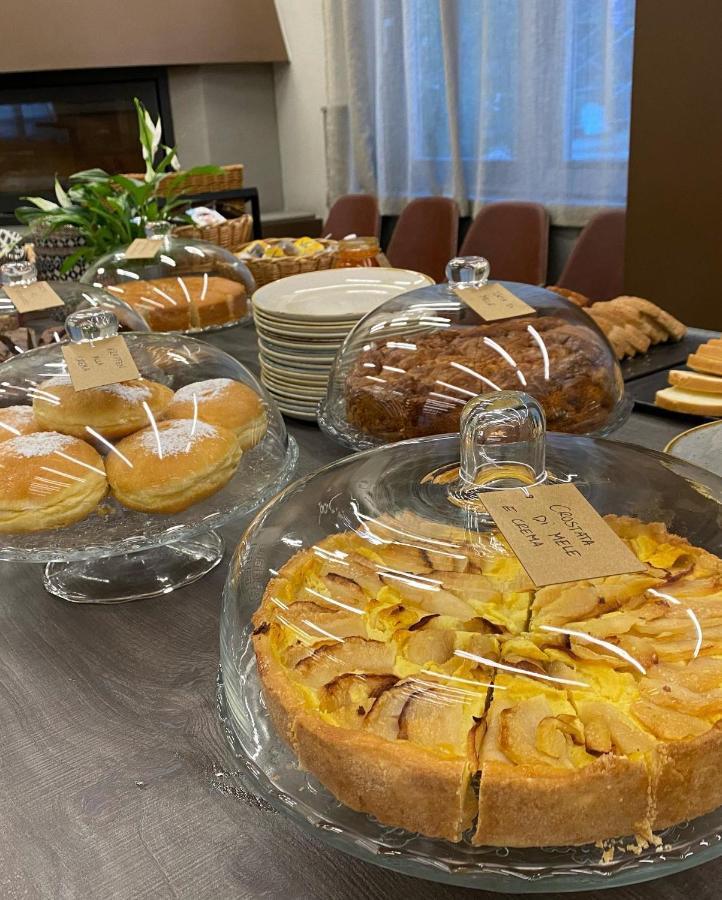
[397,681,487,756]
[294,637,397,689]
[319,673,398,727]
[402,629,456,665]
[639,659,722,720]
[378,574,477,619]
[376,542,433,574]
[498,696,575,769]
[363,681,417,740]
[574,699,657,755]
[276,601,367,643]
[532,574,664,628]
[631,700,710,741]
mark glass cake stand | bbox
[220,391,722,891]
[0,311,298,603]
[81,223,255,335]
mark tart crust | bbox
[252,515,722,846]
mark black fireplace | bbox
[0,66,173,223]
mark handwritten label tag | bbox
[454,283,535,322]
[481,483,645,587]
[61,335,141,391]
[4,282,64,314]
[124,238,161,260]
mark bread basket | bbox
[236,238,338,288]
[173,214,253,253]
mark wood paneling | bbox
[625,0,722,329]
[0,0,288,72]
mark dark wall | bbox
[625,0,722,329]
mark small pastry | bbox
[0,406,40,442]
[106,418,241,513]
[546,286,590,307]
[32,376,173,442]
[163,378,267,450]
[0,431,107,532]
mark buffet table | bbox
[0,324,719,900]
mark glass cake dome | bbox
[0,307,297,603]
[318,256,629,450]
[0,259,148,357]
[220,390,722,891]
[81,223,255,334]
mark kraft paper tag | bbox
[481,483,645,587]
[61,335,141,391]
[124,238,161,260]
[4,282,64,314]
[454,283,535,321]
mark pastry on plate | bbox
[0,431,107,532]
[106,418,242,513]
[32,376,173,442]
[111,275,248,332]
[345,316,616,439]
[253,512,722,846]
[163,378,267,450]
[545,286,590,307]
[0,405,41,442]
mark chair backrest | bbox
[323,194,380,240]
[386,197,459,283]
[459,201,549,285]
[556,209,626,301]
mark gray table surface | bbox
[1,324,719,900]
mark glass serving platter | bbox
[0,324,298,602]
[219,417,722,891]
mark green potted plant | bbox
[15,99,219,280]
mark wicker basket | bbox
[236,238,338,288]
[173,214,253,253]
[122,163,244,198]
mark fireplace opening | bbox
[0,66,173,223]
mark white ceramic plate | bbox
[664,420,722,477]
[255,321,351,341]
[252,267,433,320]
[255,334,343,351]
[260,360,329,383]
[253,309,357,330]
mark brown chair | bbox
[459,201,549,284]
[323,194,380,240]
[386,197,459,283]
[556,209,626,301]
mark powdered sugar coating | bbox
[173,378,236,403]
[136,419,218,457]
[2,431,78,458]
[0,406,35,425]
[41,375,152,403]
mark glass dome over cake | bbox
[0,307,297,603]
[318,256,628,450]
[81,223,255,333]
[0,259,148,357]
[219,390,722,890]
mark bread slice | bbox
[615,296,687,341]
[696,344,722,361]
[688,353,722,376]
[655,386,722,416]
[607,298,664,343]
[669,369,722,394]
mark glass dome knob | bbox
[66,308,119,343]
[445,256,491,290]
[144,221,173,239]
[450,391,547,508]
[0,260,37,286]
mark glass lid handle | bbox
[451,391,547,505]
[445,256,490,290]
[0,260,37,286]
[144,221,173,239]
[66,308,119,343]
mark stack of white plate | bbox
[251,268,433,420]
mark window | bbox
[325,0,636,219]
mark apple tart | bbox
[252,513,722,846]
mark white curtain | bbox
[323,0,635,225]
